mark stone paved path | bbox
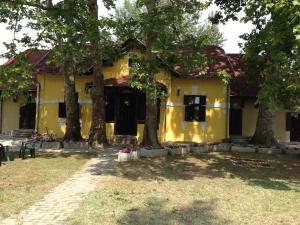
[1,148,117,225]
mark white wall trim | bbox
[40,99,92,105]
[161,101,227,108]
[40,99,64,104]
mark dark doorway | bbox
[290,115,300,142]
[229,108,243,136]
[115,93,137,135]
[19,103,36,129]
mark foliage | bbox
[0,52,34,98]
[0,2,38,97]
[128,53,167,99]
[212,0,300,113]
[115,0,225,99]
[0,0,116,96]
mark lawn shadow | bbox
[88,149,119,176]
[87,148,300,192]
[27,152,97,160]
[116,155,205,181]
[117,197,230,225]
[194,152,300,191]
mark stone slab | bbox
[258,148,282,154]
[40,142,62,150]
[166,147,190,156]
[231,146,256,153]
[211,143,231,152]
[284,149,300,156]
[139,148,167,158]
[191,145,210,154]
[63,142,89,149]
[118,151,139,162]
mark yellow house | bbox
[0,43,299,143]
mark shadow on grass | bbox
[11,151,97,161]
[117,197,230,225]
[38,152,97,160]
[89,149,300,191]
[193,152,300,191]
[88,149,119,176]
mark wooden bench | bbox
[19,140,40,160]
[0,144,5,166]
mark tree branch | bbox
[0,0,54,10]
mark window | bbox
[58,93,79,119]
[58,102,66,118]
[128,53,134,68]
[286,112,291,131]
[184,95,206,122]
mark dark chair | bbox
[19,140,40,160]
[0,144,5,166]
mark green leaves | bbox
[115,0,224,99]
[213,0,300,113]
[0,52,34,98]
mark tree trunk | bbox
[88,0,108,148]
[252,103,278,146]
[61,0,82,141]
[142,91,160,148]
[141,0,160,148]
[63,59,82,141]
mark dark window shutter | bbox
[58,102,66,118]
[199,96,206,121]
[185,105,193,121]
[184,95,206,122]
[184,95,189,105]
[128,57,133,67]
[199,106,206,122]
[286,112,291,131]
[200,96,206,106]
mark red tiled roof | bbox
[3,49,50,67]
[0,49,50,91]
[227,54,259,97]
[227,53,244,77]
[173,45,234,78]
[1,46,260,96]
[104,75,130,86]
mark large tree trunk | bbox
[142,1,160,148]
[252,104,278,146]
[142,91,160,148]
[63,59,82,141]
[61,0,82,141]
[88,0,108,148]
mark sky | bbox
[0,0,253,64]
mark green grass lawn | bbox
[68,152,300,225]
[0,152,95,220]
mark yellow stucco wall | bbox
[2,98,22,132]
[1,97,35,132]
[35,52,229,143]
[32,51,289,143]
[242,99,290,142]
[36,53,173,141]
[163,77,228,143]
[38,74,92,138]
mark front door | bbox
[229,108,243,136]
[115,93,137,135]
[291,115,300,142]
[19,103,36,129]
